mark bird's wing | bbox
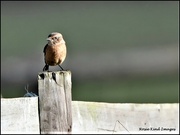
[43,44,48,55]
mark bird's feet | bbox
[58,65,64,71]
[43,64,49,71]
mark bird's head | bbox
[46,32,65,45]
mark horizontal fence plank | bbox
[1,97,40,134]
[1,98,179,134]
[71,101,179,134]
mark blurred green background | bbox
[1,1,179,103]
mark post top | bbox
[38,70,71,80]
[38,70,71,74]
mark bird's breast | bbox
[45,44,67,66]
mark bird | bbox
[43,32,67,71]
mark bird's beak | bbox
[46,38,51,41]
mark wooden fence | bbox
[1,71,179,134]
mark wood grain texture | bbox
[1,98,178,134]
[38,71,72,134]
[71,101,179,134]
[1,97,40,134]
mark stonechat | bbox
[43,32,67,71]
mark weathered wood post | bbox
[38,71,72,134]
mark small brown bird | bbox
[43,32,67,71]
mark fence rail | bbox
[1,98,179,134]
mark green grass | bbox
[1,2,178,103]
[72,75,179,103]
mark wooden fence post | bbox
[38,71,72,134]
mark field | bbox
[1,1,179,103]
